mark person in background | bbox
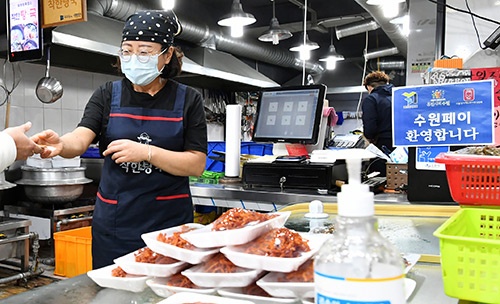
[32,10,208,268]
[362,71,394,177]
[0,122,42,172]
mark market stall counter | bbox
[1,202,466,304]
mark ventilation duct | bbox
[82,0,323,75]
[364,46,399,60]
[335,19,380,39]
[354,0,408,57]
[377,60,406,70]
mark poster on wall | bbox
[471,67,500,145]
[7,0,43,62]
[392,80,494,147]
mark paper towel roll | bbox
[225,104,242,177]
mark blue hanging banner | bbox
[392,80,494,147]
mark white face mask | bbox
[121,51,166,86]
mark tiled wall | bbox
[1,62,120,137]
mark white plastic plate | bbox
[180,211,291,248]
[257,275,417,301]
[113,247,187,277]
[141,223,219,264]
[218,287,302,304]
[181,263,262,288]
[256,272,314,299]
[146,277,216,298]
[157,291,255,304]
[87,264,149,293]
[403,253,421,274]
[220,233,329,273]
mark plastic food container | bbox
[87,264,149,293]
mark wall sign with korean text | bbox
[392,80,494,147]
[42,0,87,28]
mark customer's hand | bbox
[3,122,42,160]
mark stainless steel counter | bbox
[190,183,424,212]
[0,263,462,304]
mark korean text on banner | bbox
[392,80,495,147]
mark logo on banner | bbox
[463,88,475,101]
[431,89,445,100]
[402,91,418,108]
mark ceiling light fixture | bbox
[335,19,380,39]
[218,0,256,38]
[161,0,175,10]
[289,34,319,61]
[258,0,292,45]
[382,4,399,19]
[366,0,405,19]
[289,0,318,62]
[319,29,344,70]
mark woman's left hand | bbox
[103,139,148,164]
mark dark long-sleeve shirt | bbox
[361,84,394,147]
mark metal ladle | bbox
[36,46,63,104]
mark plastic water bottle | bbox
[314,152,406,304]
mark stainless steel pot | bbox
[15,166,92,204]
[20,184,86,204]
[36,46,63,104]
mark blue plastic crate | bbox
[81,147,102,158]
[205,142,273,172]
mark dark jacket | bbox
[361,84,394,148]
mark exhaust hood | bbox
[44,13,279,91]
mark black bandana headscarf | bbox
[121,10,182,47]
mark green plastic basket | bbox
[433,208,500,303]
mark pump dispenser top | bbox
[334,149,376,217]
[305,200,329,219]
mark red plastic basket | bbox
[435,153,500,206]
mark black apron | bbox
[91,80,194,269]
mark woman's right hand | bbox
[31,129,63,158]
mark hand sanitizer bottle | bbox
[314,152,406,304]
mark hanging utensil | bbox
[36,46,63,104]
[1,59,22,128]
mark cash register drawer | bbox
[242,162,337,190]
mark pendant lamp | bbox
[319,29,344,70]
[366,0,405,19]
[289,0,318,61]
[258,0,292,45]
[218,0,256,38]
[289,34,319,60]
